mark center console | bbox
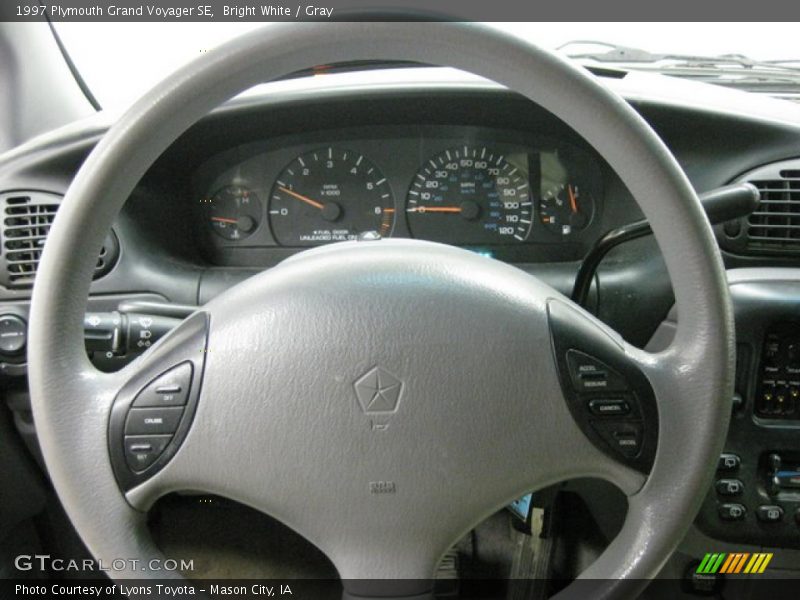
[649,268,800,549]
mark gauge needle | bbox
[278,186,325,210]
[567,184,578,214]
[407,206,462,213]
[211,217,238,224]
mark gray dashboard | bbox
[0,82,799,342]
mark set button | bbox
[590,420,643,459]
[124,435,171,472]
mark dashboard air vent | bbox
[745,176,800,253]
[0,192,119,289]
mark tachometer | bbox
[406,146,532,244]
[268,147,396,246]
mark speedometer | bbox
[268,147,396,246]
[406,146,532,244]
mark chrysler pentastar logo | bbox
[353,366,403,414]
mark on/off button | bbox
[125,407,184,435]
[132,362,192,408]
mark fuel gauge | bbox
[205,185,261,241]
[539,182,594,237]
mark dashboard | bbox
[5,67,800,582]
[192,126,605,265]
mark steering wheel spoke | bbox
[547,298,660,482]
[108,311,209,494]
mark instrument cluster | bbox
[193,128,605,263]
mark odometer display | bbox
[268,147,396,246]
[406,146,532,244]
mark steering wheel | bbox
[28,23,733,600]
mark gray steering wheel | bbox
[28,23,733,600]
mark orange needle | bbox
[279,186,325,210]
[211,217,238,224]
[408,206,462,214]
[567,185,578,214]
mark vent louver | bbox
[0,192,119,288]
[746,174,800,253]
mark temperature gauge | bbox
[205,185,261,241]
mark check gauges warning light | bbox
[696,552,773,575]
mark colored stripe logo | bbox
[697,553,773,575]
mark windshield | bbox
[54,22,800,110]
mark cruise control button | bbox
[125,407,184,435]
[156,384,181,394]
[124,435,171,472]
[566,350,629,392]
[716,478,744,497]
[588,398,631,416]
[757,505,784,523]
[719,503,746,521]
[717,453,741,472]
[590,420,643,459]
[132,362,192,408]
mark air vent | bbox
[0,192,119,289]
[745,176,800,253]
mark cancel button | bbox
[588,398,631,416]
[125,407,184,436]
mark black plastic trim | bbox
[548,299,658,474]
[108,311,209,492]
[695,277,800,549]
